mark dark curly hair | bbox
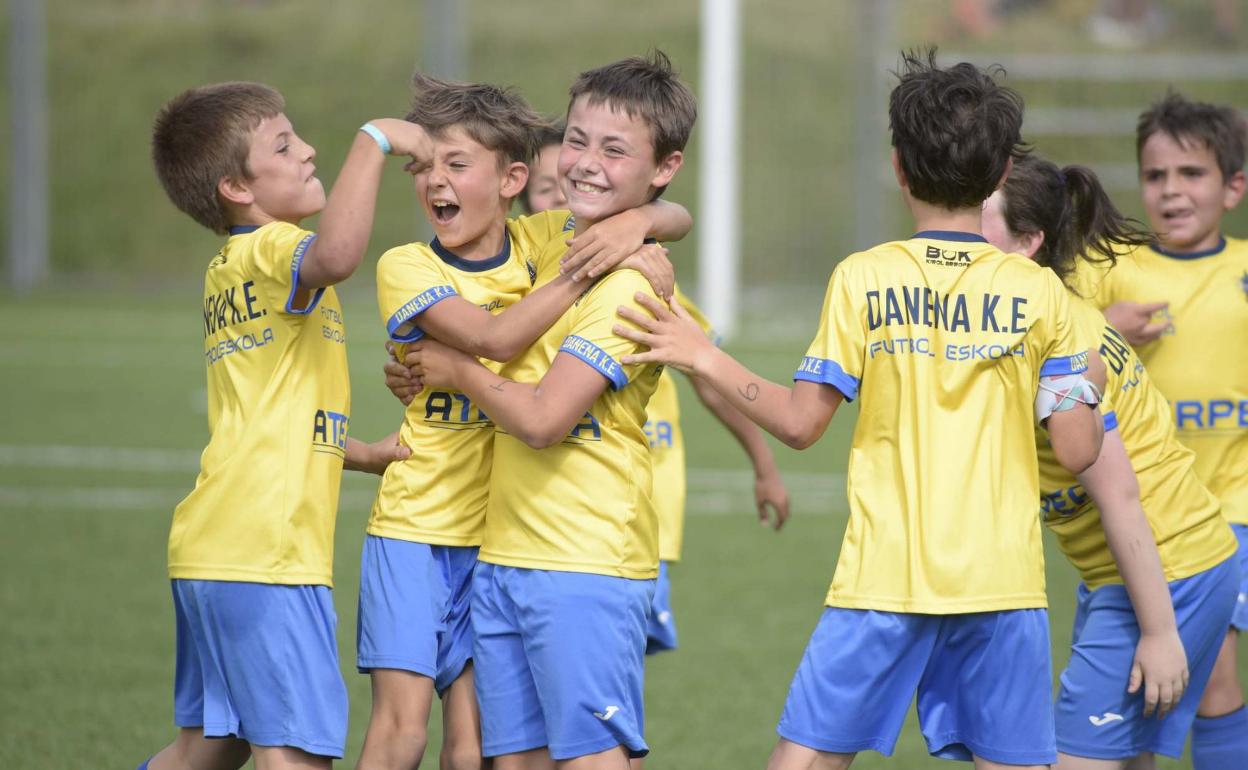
[889,48,1027,209]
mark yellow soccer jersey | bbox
[1079,238,1248,526]
[169,221,350,586]
[371,210,575,545]
[1038,297,1236,588]
[646,287,717,563]
[484,246,664,579]
[796,231,1089,613]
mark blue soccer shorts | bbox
[171,579,347,758]
[1055,555,1240,759]
[1231,524,1248,631]
[646,560,678,655]
[471,562,655,761]
[777,606,1056,765]
[356,536,479,696]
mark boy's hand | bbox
[346,433,412,475]
[405,339,474,390]
[755,469,790,531]
[617,244,674,299]
[383,341,422,405]
[614,293,717,376]
[369,118,434,165]
[1130,629,1188,718]
[561,208,648,280]
[1104,301,1171,346]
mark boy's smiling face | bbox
[240,112,326,225]
[1139,131,1245,253]
[412,126,525,260]
[558,96,681,228]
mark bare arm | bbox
[343,430,411,475]
[413,243,672,363]
[414,272,589,362]
[1043,349,1108,474]
[562,200,692,281]
[615,294,842,449]
[688,374,791,529]
[406,340,608,449]
[1077,428,1187,717]
[299,119,431,290]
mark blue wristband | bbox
[359,123,392,155]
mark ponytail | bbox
[1000,155,1152,289]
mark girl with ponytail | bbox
[981,154,1240,769]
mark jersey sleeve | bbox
[1037,273,1091,378]
[248,222,324,315]
[793,262,865,401]
[375,246,458,343]
[559,270,656,391]
[673,285,721,346]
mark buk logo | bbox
[925,245,971,267]
[1088,712,1124,727]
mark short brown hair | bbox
[567,50,697,163]
[889,48,1026,209]
[152,82,284,234]
[1137,91,1247,181]
[407,72,549,167]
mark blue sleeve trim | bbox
[384,285,457,342]
[286,234,326,314]
[793,356,860,401]
[1103,411,1119,432]
[1039,351,1089,377]
[560,335,628,390]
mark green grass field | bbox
[2,286,1242,768]
[4,0,1248,766]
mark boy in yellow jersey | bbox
[359,74,686,770]
[142,83,425,770]
[614,50,1106,769]
[983,153,1241,768]
[1078,92,1248,770]
[516,127,791,665]
[404,52,694,770]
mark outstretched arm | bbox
[412,243,672,363]
[688,374,790,529]
[616,294,842,449]
[1077,428,1187,718]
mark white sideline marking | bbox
[0,444,846,516]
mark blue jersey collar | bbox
[1149,237,1226,260]
[228,224,262,236]
[432,231,512,272]
[912,230,988,243]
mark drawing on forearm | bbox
[738,383,760,402]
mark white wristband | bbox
[359,123,392,155]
